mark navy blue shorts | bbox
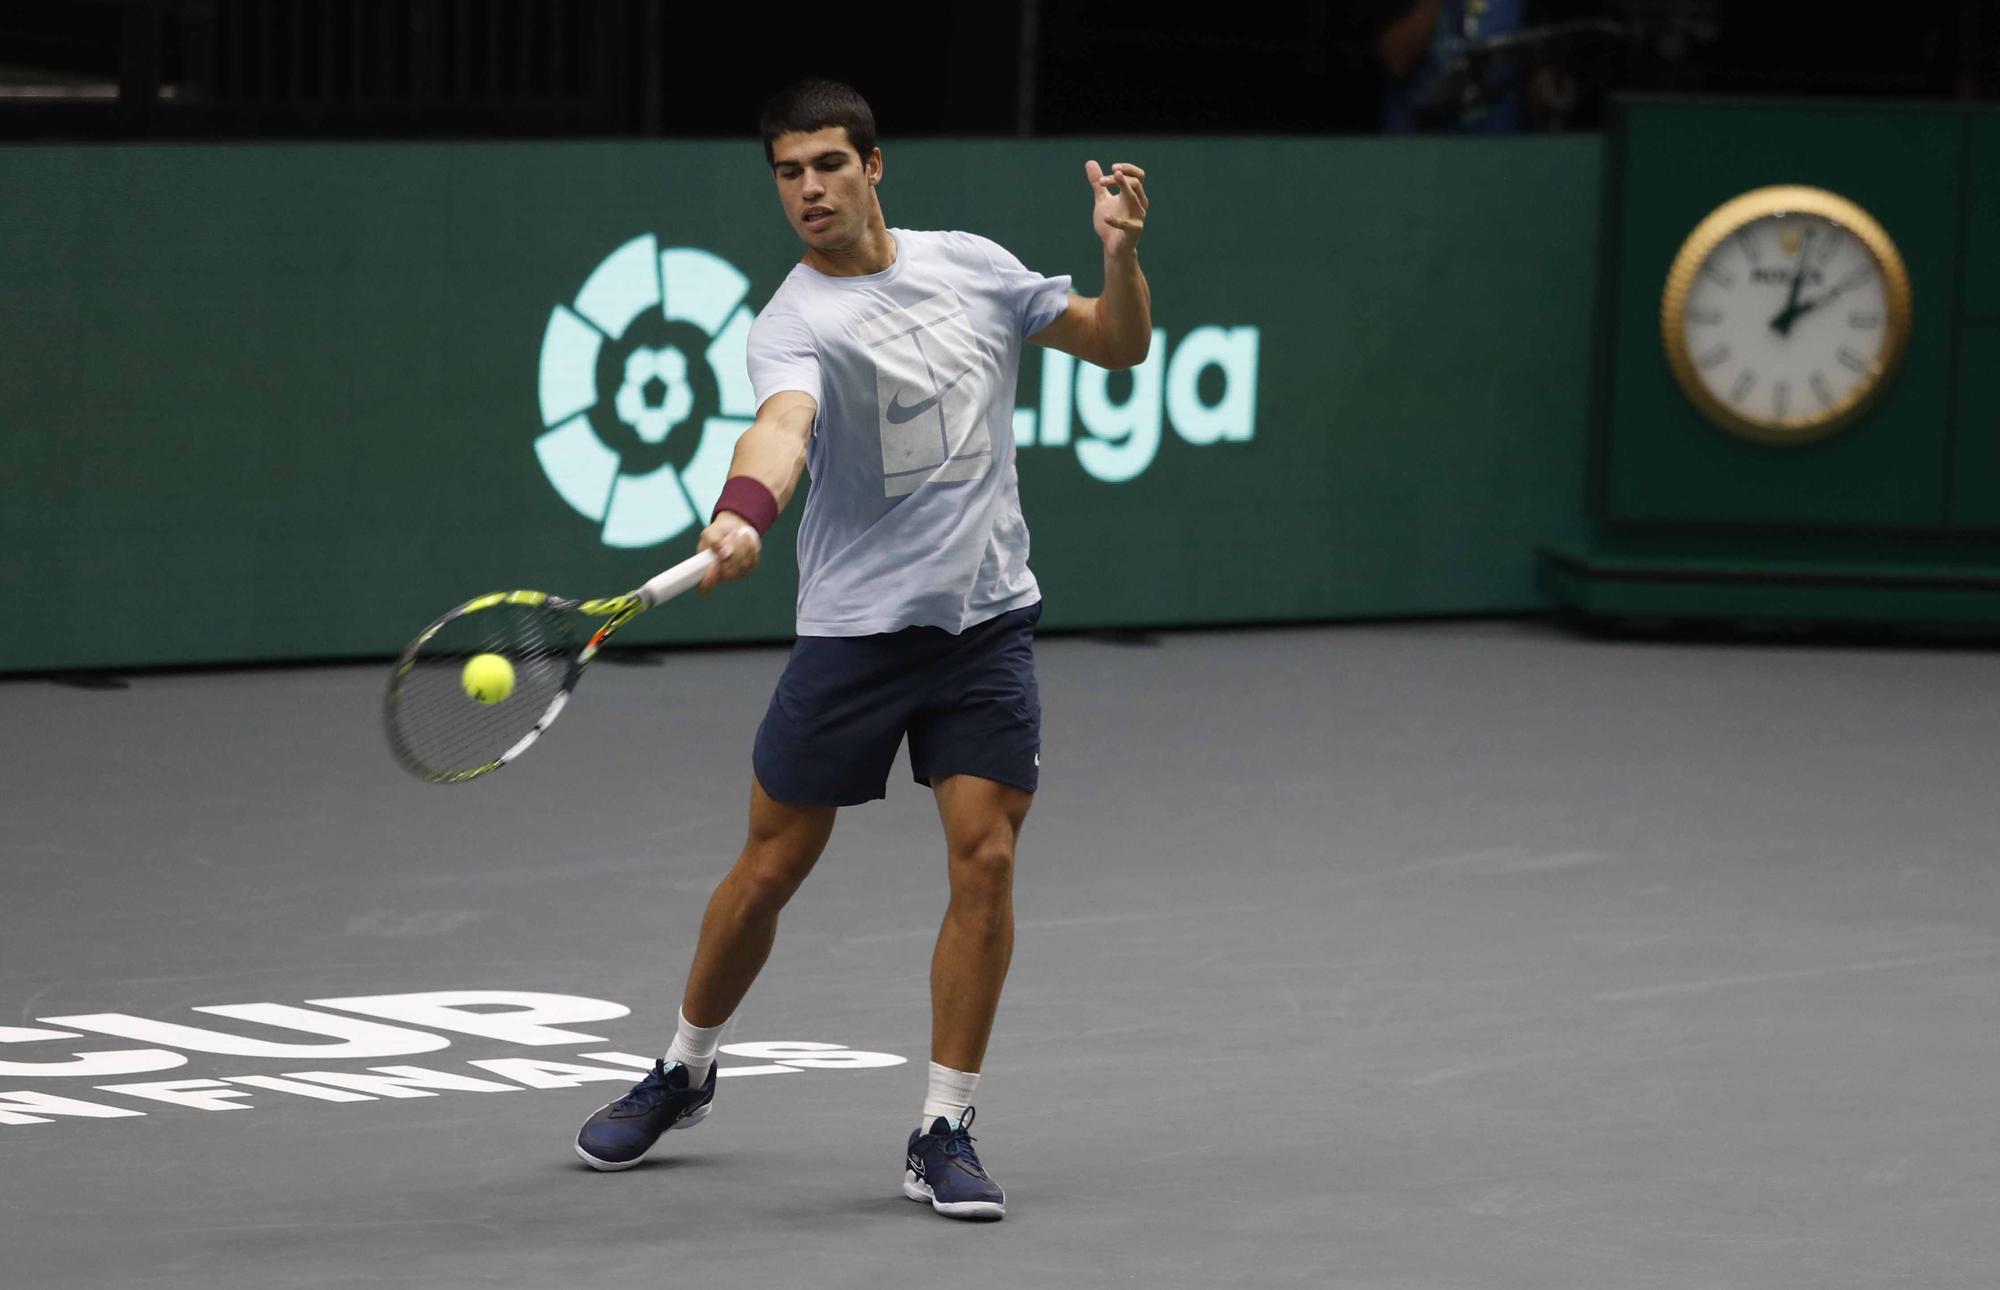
[752,602,1042,807]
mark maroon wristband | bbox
[712,476,778,535]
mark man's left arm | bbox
[1029,161,1152,372]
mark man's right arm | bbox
[697,390,817,591]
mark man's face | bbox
[770,127,880,249]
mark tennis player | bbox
[575,78,1151,1221]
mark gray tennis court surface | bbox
[6,620,1999,1288]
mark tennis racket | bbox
[384,549,717,784]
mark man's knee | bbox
[732,835,821,909]
[948,836,1016,903]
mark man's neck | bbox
[805,221,897,278]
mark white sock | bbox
[920,1061,980,1132]
[662,1010,725,1084]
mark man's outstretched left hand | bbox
[1087,160,1148,259]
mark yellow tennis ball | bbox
[462,653,515,704]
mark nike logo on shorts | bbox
[885,367,975,425]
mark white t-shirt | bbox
[745,228,1072,635]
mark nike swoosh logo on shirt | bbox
[885,366,976,425]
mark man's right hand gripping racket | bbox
[384,549,716,784]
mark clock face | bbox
[1662,187,1912,444]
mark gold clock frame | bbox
[1660,185,1914,446]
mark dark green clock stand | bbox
[1542,97,2000,629]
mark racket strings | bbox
[385,602,580,780]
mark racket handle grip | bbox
[638,549,719,607]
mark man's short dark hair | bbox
[759,79,878,167]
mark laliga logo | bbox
[1016,326,1261,484]
[536,236,759,548]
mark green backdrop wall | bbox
[0,136,1603,672]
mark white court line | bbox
[838,904,1266,946]
[1595,945,2000,1002]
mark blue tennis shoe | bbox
[903,1106,1006,1220]
[574,1059,715,1171]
